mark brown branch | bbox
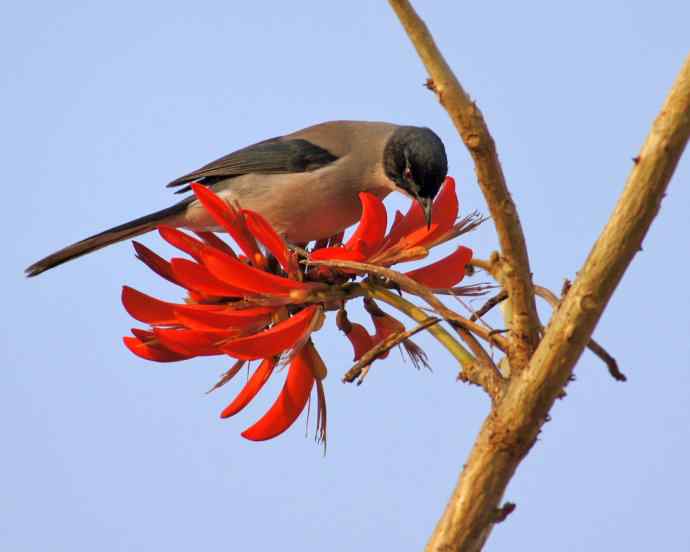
[342,317,440,384]
[424,55,690,552]
[534,285,626,382]
[470,290,509,322]
[586,339,626,382]
[388,0,541,370]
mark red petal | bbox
[201,247,315,296]
[369,312,405,360]
[191,183,261,261]
[193,231,236,257]
[153,327,225,356]
[344,322,375,361]
[159,226,207,261]
[343,193,387,257]
[132,241,180,286]
[174,304,274,332]
[372,314,404,339]
[220,357,277,418]
[221,306,319,360]
[130,328,154,340]
[122,286,178,325]
[241,346,315,441]
[243,210,290,271]
[170,257,245,297]
[400,177,458,247]
[405,246,472,288]
[380,202,425,251]
[309,246,367,262]
[123,335,192,362]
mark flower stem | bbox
[362,283,476,369]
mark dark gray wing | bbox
[166,137,339,194]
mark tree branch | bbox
[424,54,690,552]
[534,285,626,382]
[388,0,541,369]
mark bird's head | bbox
[383,126,448,228]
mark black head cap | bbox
[383,126,448,227]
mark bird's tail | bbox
[25,201,190,277]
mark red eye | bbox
[404,168,412,180]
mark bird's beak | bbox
[418,196,433,229]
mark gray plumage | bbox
[26,121,447,277]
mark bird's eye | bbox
[403,167,413,181]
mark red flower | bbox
[309,177,472,289]
[123,179,474,444]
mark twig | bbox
[469,257,496,275]
[586,339,626,382]
[424,55,690,552]
[470,290,509,321]
[343,317,440,384]
[206,360,245,394]
[534,285,626,382]
[493,502,516,524]
[388,0,541,370]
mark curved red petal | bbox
[380,202,425,251]
[220,357,277,418]
[201,247,315,295]
[122,286,178,325]
[309,246,367,262]
[123,335,192,362]
[369,312,405,360]
[343,192,387,257]
[241,346,315,441]
[193,231,236,257]
[405,246,472,288]
[345,322,376,361]
[159,226,207,261]
[401,177,458,247]
[191,183,261,260]
[153,327,226,356]
[243,210,290,271]
[130,328,154,340]
[372,314,405,339]
[221,306,319,360]
[170,257,245,297]
[174,304,274,332]
[132,241,180,286]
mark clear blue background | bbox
[2,2,688,550]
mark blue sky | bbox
[2,2,689,550]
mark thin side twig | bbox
[534,285,626,382]
[470,290,509,322]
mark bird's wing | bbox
[166,137,339,193]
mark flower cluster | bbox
[123,178,473,443]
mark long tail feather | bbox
[25,201,190,277]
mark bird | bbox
[25,120,448,277]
